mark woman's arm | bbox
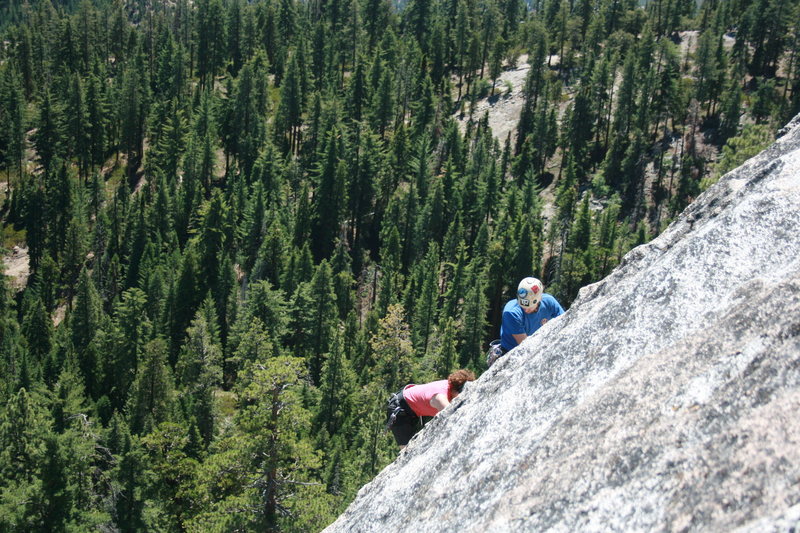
[429,393,450,412]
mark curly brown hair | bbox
[448,369,476,398]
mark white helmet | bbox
[517,277,544,309]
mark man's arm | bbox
[503,306,527,348]
[429,393,450,413]
[550,296,565,317]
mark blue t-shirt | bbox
[500,294,564,352]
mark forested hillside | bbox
[0,0,798,530]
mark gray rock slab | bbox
[324,114,800,533]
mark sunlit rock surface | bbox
[324,115,800,533]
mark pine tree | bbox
[196,0,226,88]
[610,51,637,140]
[489,37,504,97]
[560,194,594,303]
[410,244,440,358]
[0,387,49,483]
[561,84,595,182]
[0,387,53,527]
[619,130,646,215]
[118,63,149,184]
[316,330,357,437]
[349,128,380,261]
[311,128,348,259]
[63,197,89,292]
[227,0,244,76]
[458,258,488,369]
[104,288,151,411]
[371,62,395,139]
[671,151,703,216]
[237,280,290,347]
[719,75,743,142]
[149,99,185,181]
[15,26,35,98]
[290,261,338,385]
[376,224,403,316]
[169,247,202,361]
[67,73,91,180]
[250,138,284,202]
[0,65,26,181]
[252,214,289,286]
[86,72,109,171]
[176,297,222,444]
[197,191,231,299]
[510,218,535,287]
[441,240,468,320]
[177,297,223,389]
[434,316,459,377]
[127,337,175,436]
[39,435,71,529]
[139,422,199,530]
[113,430,147,531]
[220,58,268,176]
[515,25,548,155]
[0,263,24,400]
[595,197,621,278]
[187,89,219,197]
[694,29,722,117]
[71,268,101,394]
[369,303,415,390]
[22,292,52,367]
[196,356,328,531]
[414,173,446,254]
[33,91,64,174]
[274,49,303,154]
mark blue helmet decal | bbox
[518,288,528,297]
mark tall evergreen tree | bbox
[274,50,304,154]
[290,261,338,385]
[410,244,440,358]
[0,65,26,180]
[33,91,64,175]
[127,337,175,435]
[369,303,415,390]
[311,129,348,259]
[71,268,101,394]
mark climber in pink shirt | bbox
[386,369,475,447]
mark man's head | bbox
[447,369,476,399]
[517,277,544,313]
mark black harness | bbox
[386,388,416,429]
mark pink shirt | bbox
[403,380,449,417]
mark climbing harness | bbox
[386,389,413,430]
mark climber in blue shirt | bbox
[499,277,564,354]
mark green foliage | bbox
[0,0,795,528]
[711,124,774,183]
[369,303,416,390]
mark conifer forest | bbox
[0,0,798,530]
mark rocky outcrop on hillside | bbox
[325,115,800,533]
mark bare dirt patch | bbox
[53,304,66,326]
[3,245,30,292]
[455,54,531,145]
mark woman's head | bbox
[448,369,476,399]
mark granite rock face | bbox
[324,115,800,533]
